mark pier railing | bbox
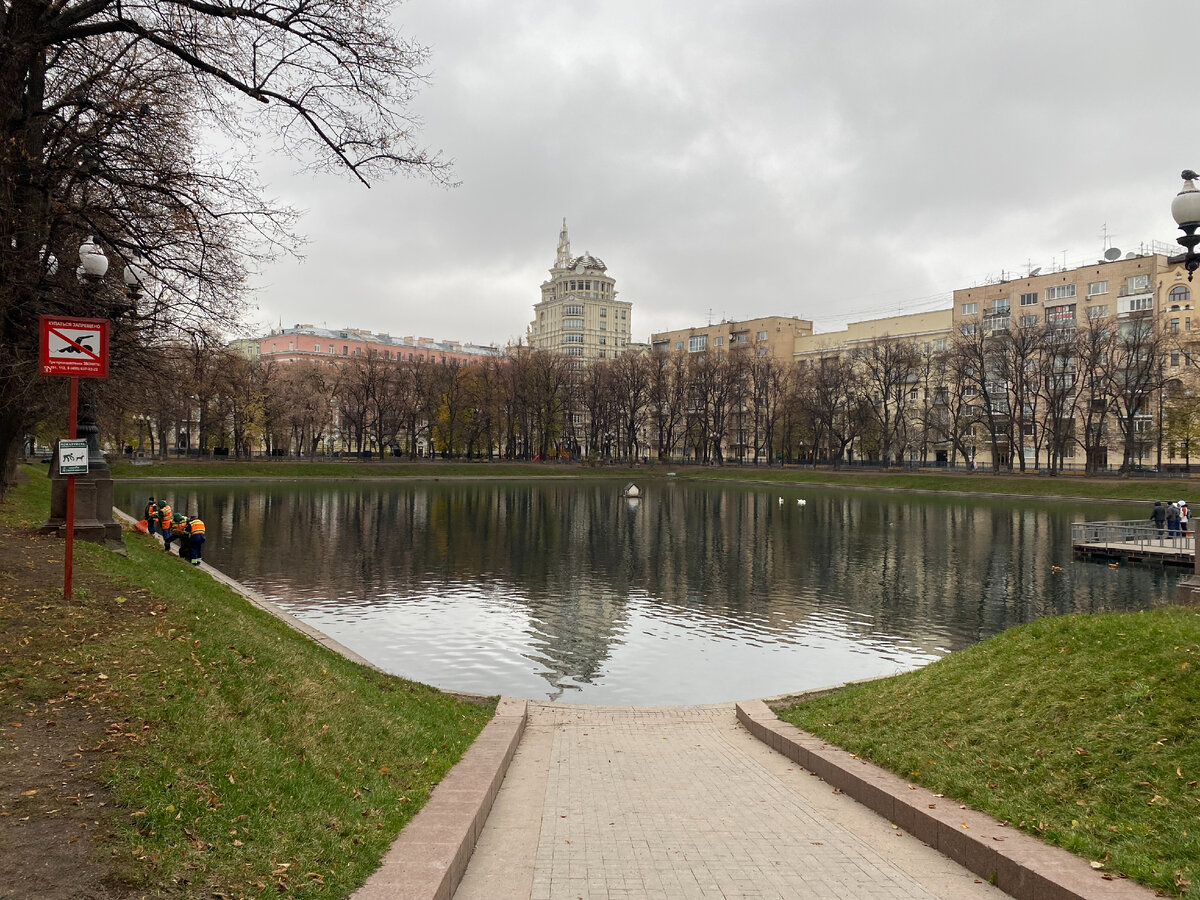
[1072,520,1194,553]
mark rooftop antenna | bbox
[1029,266,1042,276]
[707,308,713,326]
[1104,247,1122,261]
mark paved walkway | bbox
[454,703,1006,900]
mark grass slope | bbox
[777,609,1200,897]
[1,469,495,897]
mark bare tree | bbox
[0,0,449,491]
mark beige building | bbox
[651,316,813,359]
[793,309,953,359]
[950,252,1189,336]
[528,220,633,361]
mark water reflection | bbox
[117,481,1178,704]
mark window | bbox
[564,346,583,357]
[732,333,748,344]
[1118,295,1153,314]
[1020,292,1038,306]
[1087,305,1108,319]
[621,309,626,318]
[1171,318,1181,333]
[674,342,683,351]
[961,302,978,315]
[599,337,607,345]
[1128,274,1150,292]
[961,322,978,335]
[599,308,607,317]
[990,299,1010,314]
[1172,349,1181,367]
[565,304,583,316]
[597,350,606,358]
[1169,285,1191,305]
[757,331,768,341]
[1047,304,1076,326]
[1087,281,1108,296]
[688,335,708,352]
[1019,314,1038,327]
[562,333,584,344]
[600,322,607,331]
[314,343,320,352]
[342,346,348,355]
[1046,284,1077,300]
[563,317,583,330]
[756,347,768,357]
[714,336,724,347]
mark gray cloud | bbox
[248,1,1200,343]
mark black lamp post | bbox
[1171,170,1200,282]
[41,237,148,545]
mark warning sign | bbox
[39,316,109,378]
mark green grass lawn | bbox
[1,469,495,897]
[776,609,1200,897]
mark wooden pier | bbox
[1072,520,1194,567]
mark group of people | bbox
[1149,499,1190,537]
[142,496,206,566]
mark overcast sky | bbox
[246,1,1199,347]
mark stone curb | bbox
[351,698,528,900]
[735,699,1156,900]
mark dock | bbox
[1072,520,1195,567]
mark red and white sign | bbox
[39,316,109,379]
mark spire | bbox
[555,217,571,269]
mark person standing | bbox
[1167,502,1181,537]
[186,515,205,566]
[157,500,174,550]
[1150,500,1166,531]
[143,496,157,535]
[1179,500,1189,536]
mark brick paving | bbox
[455,703,1005,900]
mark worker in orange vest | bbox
[143,496,157,535]
[185,515,206,566]
[157,500,174,551]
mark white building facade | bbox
[528,220,633,361]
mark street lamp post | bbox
[1171,170,1200,282]
[1172,174,1200,594]
[41,237,147,546]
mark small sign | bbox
[58,439,89,475]
[39,316,109,378]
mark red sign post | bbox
[39,316,110,599]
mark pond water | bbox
[116,479,1180,704]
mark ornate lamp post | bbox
[1172,174,1200,595]
[1171,170,1200,282]
[41,236,148,545]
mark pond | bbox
[116,479,1180,704]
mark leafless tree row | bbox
[66,311,1192,473]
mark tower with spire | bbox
[528,220,633,362]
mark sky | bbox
[246,1,1200,348]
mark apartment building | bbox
[527,220,634,361]
[793,309,952,359]
[651,316,813,359]
[950,251,1197,470]
[252,325,502,366]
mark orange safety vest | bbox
[159,503,173,525]
[171,519,188,538]
[144,501,157,520]
[188,518,205,536]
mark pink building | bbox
[255,325,502,366]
